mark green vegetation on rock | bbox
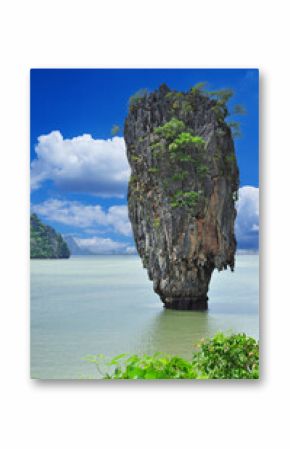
[171,170,188,182]
[169,132,205,153]
[190,81,207,94]
[129,88,149,111]
[131,155,142,162]
[155,118,186,140]
[125,83,240,309]
[227,120,242,138]
[85,333,259,380]
[30,213,70,259]
[152,118,207,211]
[170,190,200,209]
[153,217,161,229]
[196,163,209,176]
[148,167,160,174]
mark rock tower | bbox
[124,84,239,310]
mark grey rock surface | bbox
[124,84,239,309]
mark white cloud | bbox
[235,186,259,250]
[32,186,259,250]
[74,236,135,255]
[31,199,132,237]
[106,205,132,236]
[125,246,137,255]
[31,131,130,197]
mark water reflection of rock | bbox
[137,308,216,360]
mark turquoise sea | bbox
[31,255,259,379]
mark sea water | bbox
[31,255,259,379]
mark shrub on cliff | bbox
[85,333,259,380]
[169,132,205,153]
[155,118,186,140]
[129,88,149,110]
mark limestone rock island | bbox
[30,213,70,259]
[124,84,239,310]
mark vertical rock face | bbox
[124,84,239,310]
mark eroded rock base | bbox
[163,296,208,311]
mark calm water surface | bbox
[31,255,259,379]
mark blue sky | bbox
[30,69,259,253]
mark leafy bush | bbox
[129,175,138,184]
[190,81,207,94]
[155,118,185,141]
[151,142,162,151]
[192,333,259,379]
[148,167,160,174]
[154,121,205,168]
[131,155,142,162]
[165,91,175,100]
[211,104,227,121]
[153,217,161,229]
[196,164,209,176]
[175,154,194,162]
[87,353,204,380]
[129,88,149,110]
[181,102,193,113]
[169,132,205,153]
[170,190,200,209]
[209,88,234,105]
[165,91,184,106]
[227,121,241,138]
[171,171,189,182]
[85,333,259,380]
[189,84,234,108]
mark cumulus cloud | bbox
[31,131,130,197]
[31,199,132,237]
[125,246,138,255]
[74,236,136,255]
[235,186,259,250]
[32,186,259,251]
[106,205,132,236]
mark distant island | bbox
[30,213,70,259]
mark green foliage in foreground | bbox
[193,333,259,379]
[85,333,259,380]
